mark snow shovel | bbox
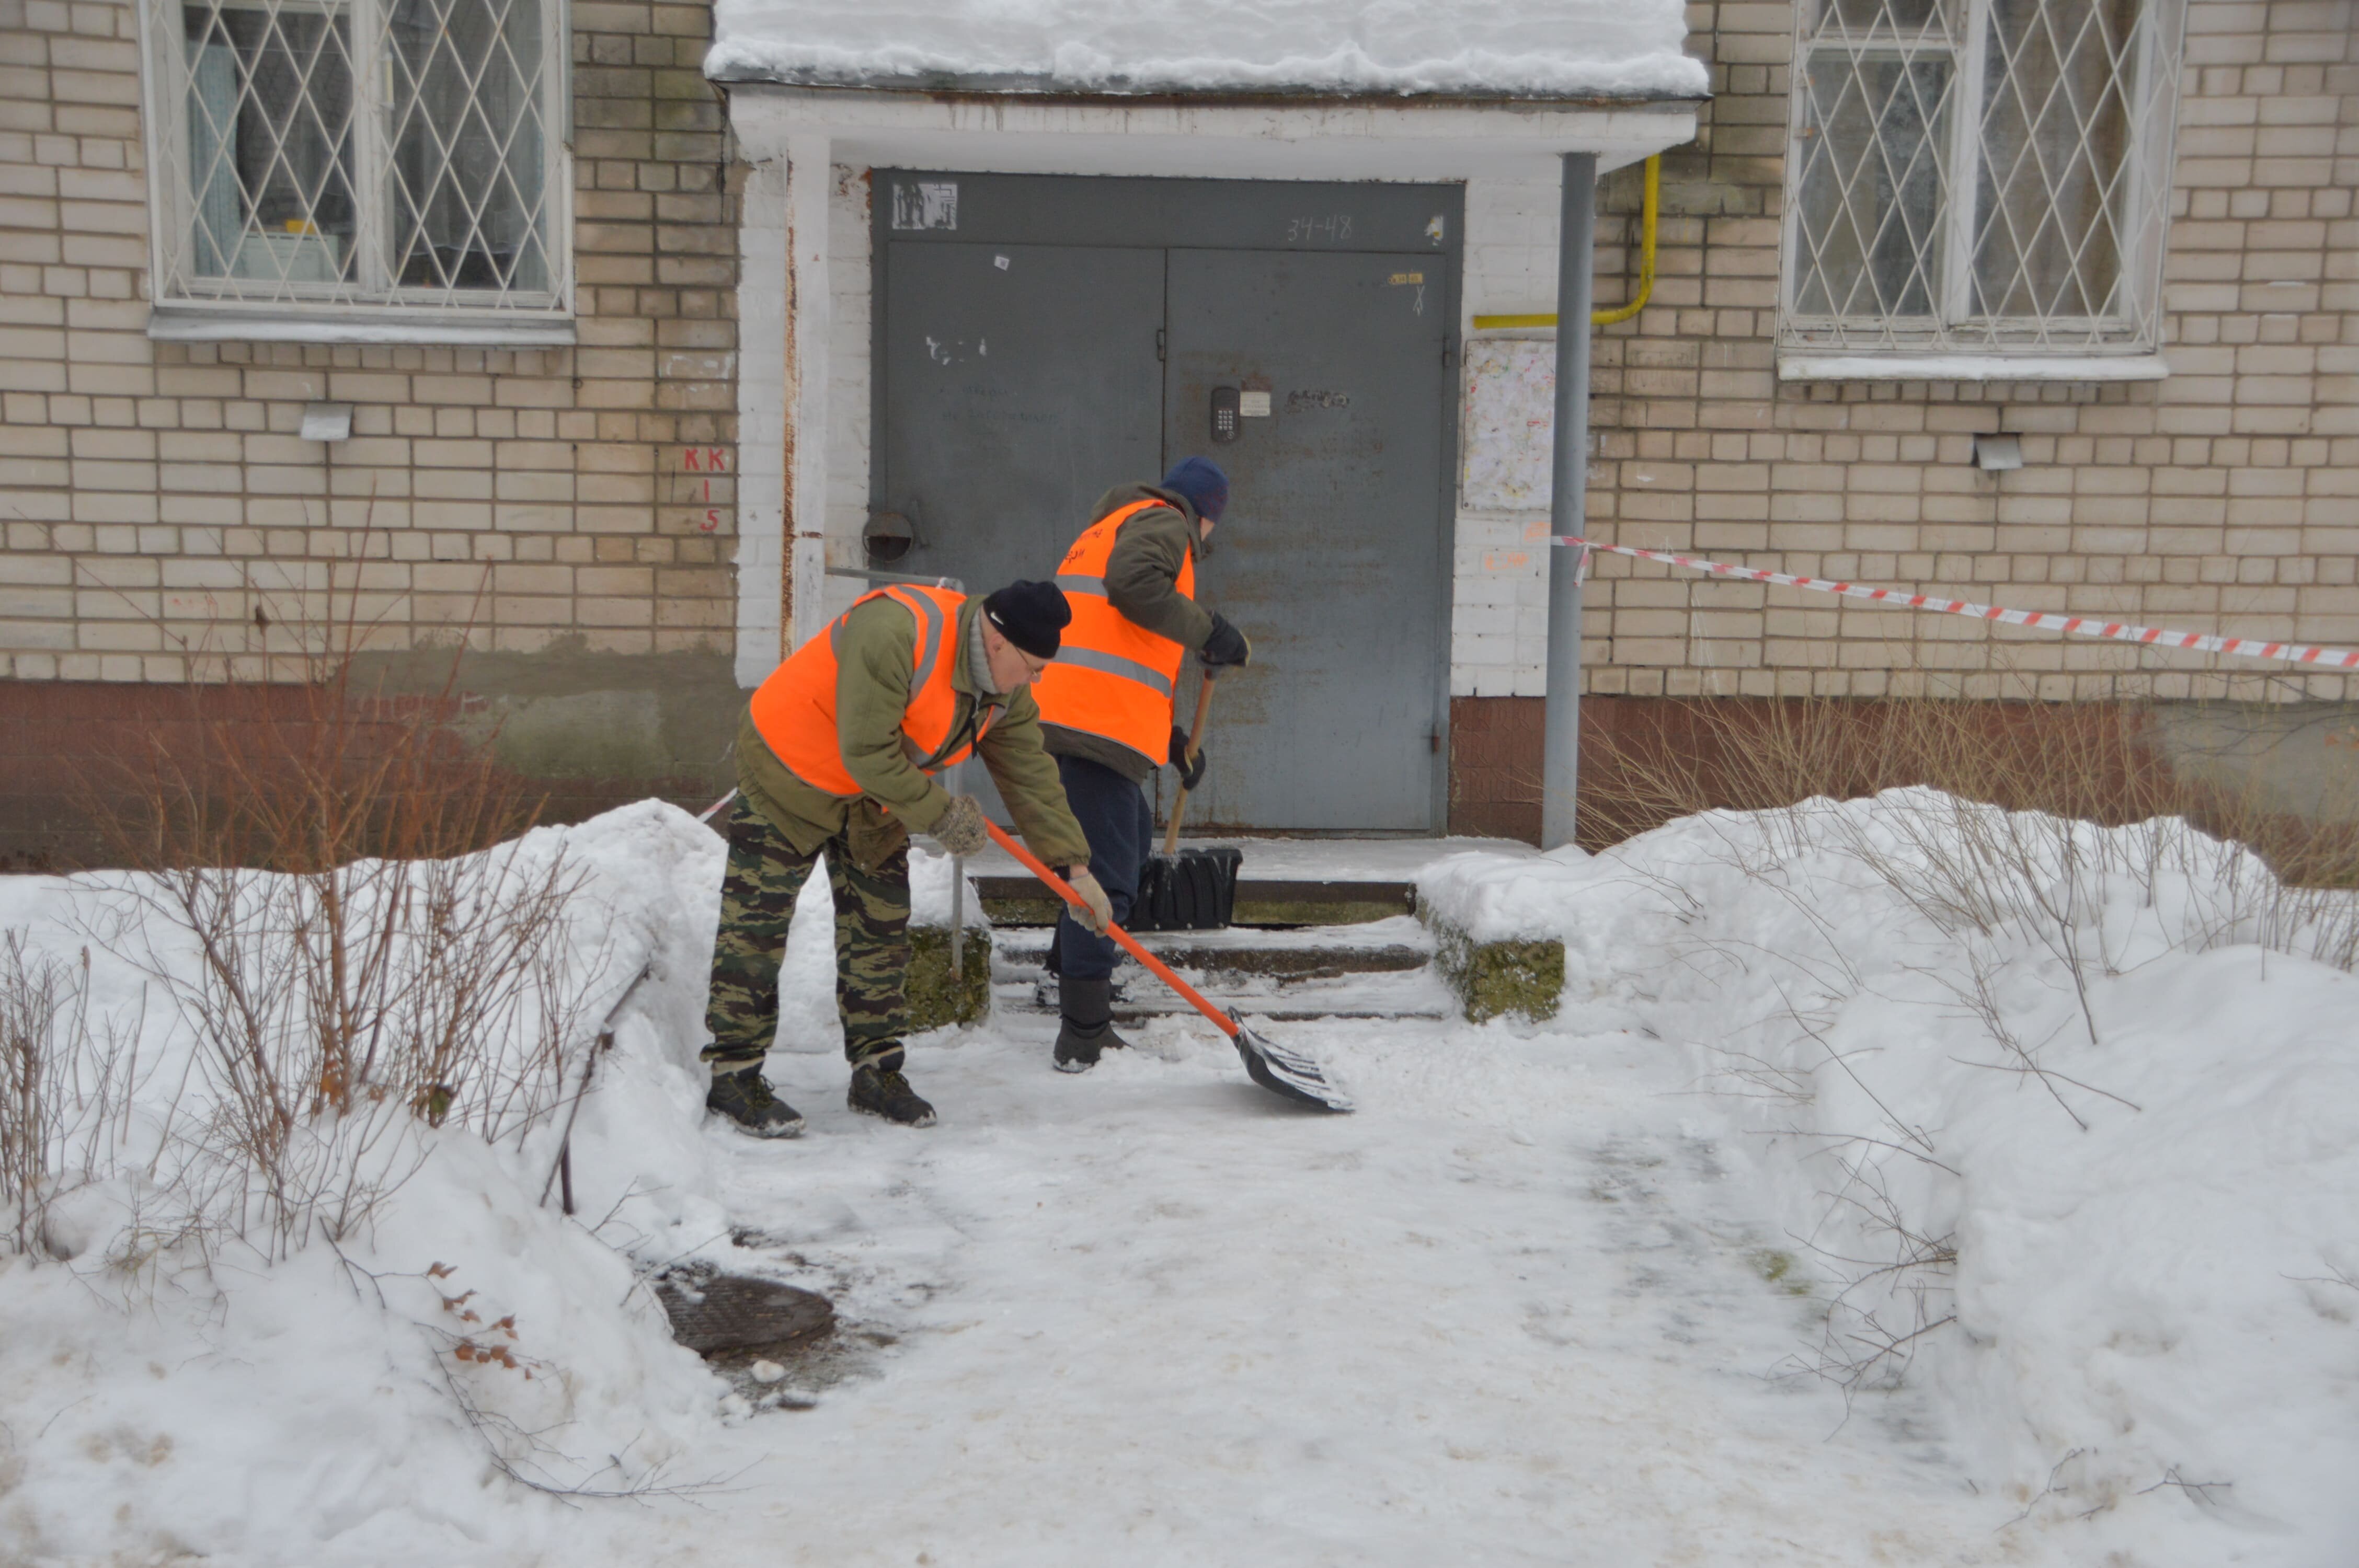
[1131,676,1242,932]
[983,820,1353,1113]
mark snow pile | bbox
[1422,789,2359,1554]
[706,0,1709,100]
[8,788,2355,1564]
[0,803,760,1565]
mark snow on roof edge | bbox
[703,57,1711,103]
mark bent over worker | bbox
[703,579,1110,1135]
[1029,457,1251,1073]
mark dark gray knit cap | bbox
[983,579,1070,659]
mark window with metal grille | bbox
[1779,0,2185,363]
[142,0,570,339]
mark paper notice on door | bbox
[892,181,958,231]
[1239,390,1272,418]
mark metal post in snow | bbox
[1542,152,1598,852]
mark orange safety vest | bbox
[1030,499,1195,765]
[748,584,993,799]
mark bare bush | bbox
[1588,687,2359,975]
[1,931,159,1261]
[70,587,611,1259]
[1593,683,2359,1398]
[111,840,595,1260]
[0,931,79,1256]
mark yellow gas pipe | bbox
[1470,153,1658,332]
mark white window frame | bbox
[138,0,576,344]
[1777,0,2185,381]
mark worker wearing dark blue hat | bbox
[1029,458,1251,1074]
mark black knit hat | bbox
[983,579,1070,660]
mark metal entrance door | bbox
[879,243,1165,593]
[874,174,1461,833]
[1164,252,1450,831]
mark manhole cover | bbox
[655,1272,834,1353]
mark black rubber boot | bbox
[706,1067,805,1138]
[848,1053,936,1127]
[1054,976,1133,1075]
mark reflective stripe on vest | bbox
[1030,499,1195,764]
[747,584,992,799]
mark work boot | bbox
[706,1067,805,1139]
[1053,976,1133,1074]
[848,1057,936,1127]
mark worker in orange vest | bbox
[1030,458,1250,1072]
[704,579,1110,1134]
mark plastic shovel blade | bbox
[1229,1009,1353,1113]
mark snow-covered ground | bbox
[3,796,2353,1565]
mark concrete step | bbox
[955,834,1536,929]
[977,876,1414,929]
[990,916,1457,1023]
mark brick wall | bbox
[0,0,746,863]
[0,0,740,678]
[1445,0,2357,837]
[1447,0,2358,710]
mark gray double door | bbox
[875,174,1461,833]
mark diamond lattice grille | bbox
[1781,0,2184,356]
[152,0,563,314]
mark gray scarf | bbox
[966,609,1003,697]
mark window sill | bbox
[1777,353,2169,384]
[147,304,577,349]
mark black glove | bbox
[1169,726,1208,792]
[1198,612,1251,673]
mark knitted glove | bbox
[1066,868,1114,935]
[932,794,988,858]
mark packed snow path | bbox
[606,1013,2069,1566]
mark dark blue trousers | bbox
[1046,754,1153,983]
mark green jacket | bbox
[737,594,1092,872]
[1041,482,1218,784]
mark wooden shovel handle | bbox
[1162,675,1218,856]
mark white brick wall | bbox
[820,161,874,624]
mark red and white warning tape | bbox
[1550,536,2359,671]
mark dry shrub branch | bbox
[1,932,159,1262]
[1581,686,2359,895]
[1587,684,2359,1397]
[65,574,605,1261]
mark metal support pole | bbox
[947,760,965,980]
[1541,153,1598,852]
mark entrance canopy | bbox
[710,5,1705,826]
[708,0,1710,103]
[709,0,1707,184]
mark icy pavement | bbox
[587,1011,2067,1567]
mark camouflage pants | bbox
[703,793,912,1073]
